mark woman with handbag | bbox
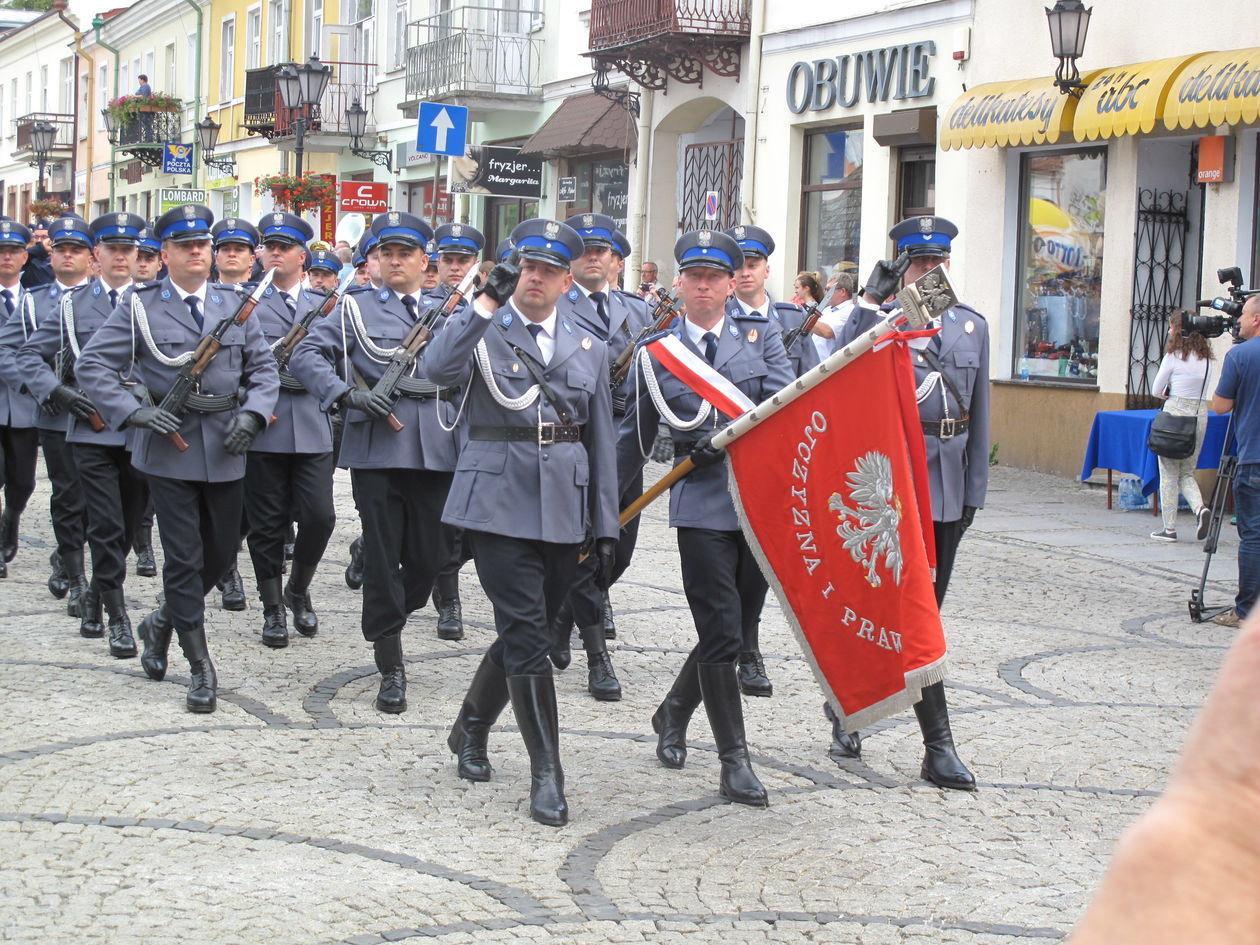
[1150,311,1214,542]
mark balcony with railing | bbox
[243,60,377,151]
[12,113,75,158]
[401,3,543,118]
[586,0,749,89]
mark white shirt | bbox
[734,295,769,318]
[471,298,557,363]
[811,298,855,360]
[684,314,726,354]
[1153,351,1212,400]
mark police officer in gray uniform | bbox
[16,212,150,650]
[721,224,809,699]
[242,212,337,648]
[289,211,460,714]
[827,214,986,791]
[425,222,485,642]
[76,204,279,713]
[619,229,794,808]
[0,220,36,580]
[546,213,654,699]
[0,217,93,613]
[424,218,619,827]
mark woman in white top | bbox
[1150,311,1214,541]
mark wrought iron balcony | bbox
[12,112,75,157]
[586,0,749,89]
[243,61,376,146]
[402,3,542,117]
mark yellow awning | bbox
[1074,55,1206,140]
[940,76,1088,150]
[1163,46,1260,130]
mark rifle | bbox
[780,297,826,353]
[55,291,106,432]
[158,268,275,452]
[373,266,480,433]
[609,286,684,390]
[274,268,357,371]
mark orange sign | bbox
[1197,136,1235,184]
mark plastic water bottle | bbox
[1019,357,1030,382]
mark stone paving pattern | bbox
[0,461,1241,943]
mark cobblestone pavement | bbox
[0,461,1241,944]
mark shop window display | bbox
[1015,148,1106,382]
[801,126,863,275]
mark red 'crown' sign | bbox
[339,181,389,213]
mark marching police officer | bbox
[827,214,986,791]
[721,224,804,698]
[242,212,337,649]
[16,212,150,650]
[618,228,793,808]
[306,249,341,294]
[211,218,260,287]
[0,216,93,613]
[76,204,280,713]
[0,220,36,580]
[289,211,460,714]
[423,217,618,827]
[133,225,164,283]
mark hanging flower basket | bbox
[106,92,182,126]
[254,173,338,213]
[30,197,69,221]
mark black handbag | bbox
[1147,367,1209,460]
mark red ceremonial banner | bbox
[726,339,947,730]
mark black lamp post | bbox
[277,54,332,177]
[346,99,393,171]
[30,121,58,201]
[196,116,237,176]
[1046,0,1092,97]
[100,108,118,145]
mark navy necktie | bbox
[108,289,118,308]
[185,295,203,331]
[702,331,718,365]
[402,294,418,321]
[283,292,297,318]
[589,290,609,328]
[1,288,12,316]
[527,322,547,362]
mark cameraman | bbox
[1210,295,1260,627]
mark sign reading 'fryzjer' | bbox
[448,146,542,200]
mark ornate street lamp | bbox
[100,108,118,145]
[196,116,237,176]
[277,55,332,177]
[30,121,58,201]
[1046,0,1092,97]
[346,99,392,171]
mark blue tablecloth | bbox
[1080,409,1232,497]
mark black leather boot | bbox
[448,655,509,782]
[47,550,70,599]
[137,605,174,681]
[258,577,289,649]
[78,581,104,638]
[1,506,19,562]
[433,571,464,641]
[913,681,976,791]
[698,661,768,807]
[823,701,862,759]
[579,623,621,701]
[549,600,573,670]
[176,624,217,713]
[101,588,136,658]
[132,526,157,577]
[283,561,319,637]
[373,634,407,713]
[62,550,88,615]
[217,562,247,611]
[507,674,568,827]
[600,589,616,640]
[651,652,701,769]
[344,536,364,590]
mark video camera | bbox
[1185,267,1260,338]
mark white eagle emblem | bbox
[828,451,903,588]
[182,205,197,220]
[734,225,746,240]
[544,221,559,238]
[388,212,400,225]
[698,229,711,246]
[116,213,128,227]
[918,216,934,234]
[582,213,594,227]
[452,224,462,237]
[272,213,284,225]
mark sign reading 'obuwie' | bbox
[787,41,936,114]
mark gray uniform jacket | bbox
[727,296,820,378]
[287,285,459,471]
[0,284,37,428]
[617,310,794,532]
[559,285,654,412]
[75,277,280,483]
[422,300,619,546]
[838,301,990,522]
[17,279,132,447]
[0,283,79,433]
[248,284,334,455]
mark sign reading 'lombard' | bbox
[787,41,936,114]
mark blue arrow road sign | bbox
[416,102,469,157]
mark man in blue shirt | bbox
[1211,295,1260,627]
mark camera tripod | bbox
[1189,411,1237,622]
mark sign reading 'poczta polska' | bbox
[160,143,194,176]
[447,146,542,199]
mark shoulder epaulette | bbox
[772,300,804,313]
[27,284,50,294]
[638,328,672,347]
[729,309,770,323]
[346,284,374,295]
[953,302,985,320]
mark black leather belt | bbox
[921,418,968,439]
[278,369,307,393]
[149,390,239,413]
[396,378,456,401]
[469,423,583,445]
[611,393,627,416]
